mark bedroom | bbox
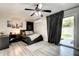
[0,3,79,56]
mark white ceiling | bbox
[0,3,79,21]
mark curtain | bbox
[47,11,64,45]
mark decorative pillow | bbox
[25,31,33,35]
[29,31,33,34]
[25,31,29,35]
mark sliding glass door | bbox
[60,16,74,48]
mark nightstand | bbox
[9,33,22,43]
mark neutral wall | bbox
[0,17,26,35]
[34,17,48,41]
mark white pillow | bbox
[29,31,33,34]
[25,31,33,35]
[25,31,29,35]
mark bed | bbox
[21,32,43,45]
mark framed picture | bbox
[7,20,23,28]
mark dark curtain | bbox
[47,11,64,45]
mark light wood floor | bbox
[0,41,78,56]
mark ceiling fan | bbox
[24,4,51,17]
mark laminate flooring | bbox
[0,41,79,56]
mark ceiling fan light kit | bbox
[35,11,41,16]
[38,3,42,9]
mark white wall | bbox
[34,17,48,41]
[0,17,12,35]
[0,17,26,35]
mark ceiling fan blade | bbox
[42,10,51,13]
[31,12,35,16]
[24,8,35,11]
